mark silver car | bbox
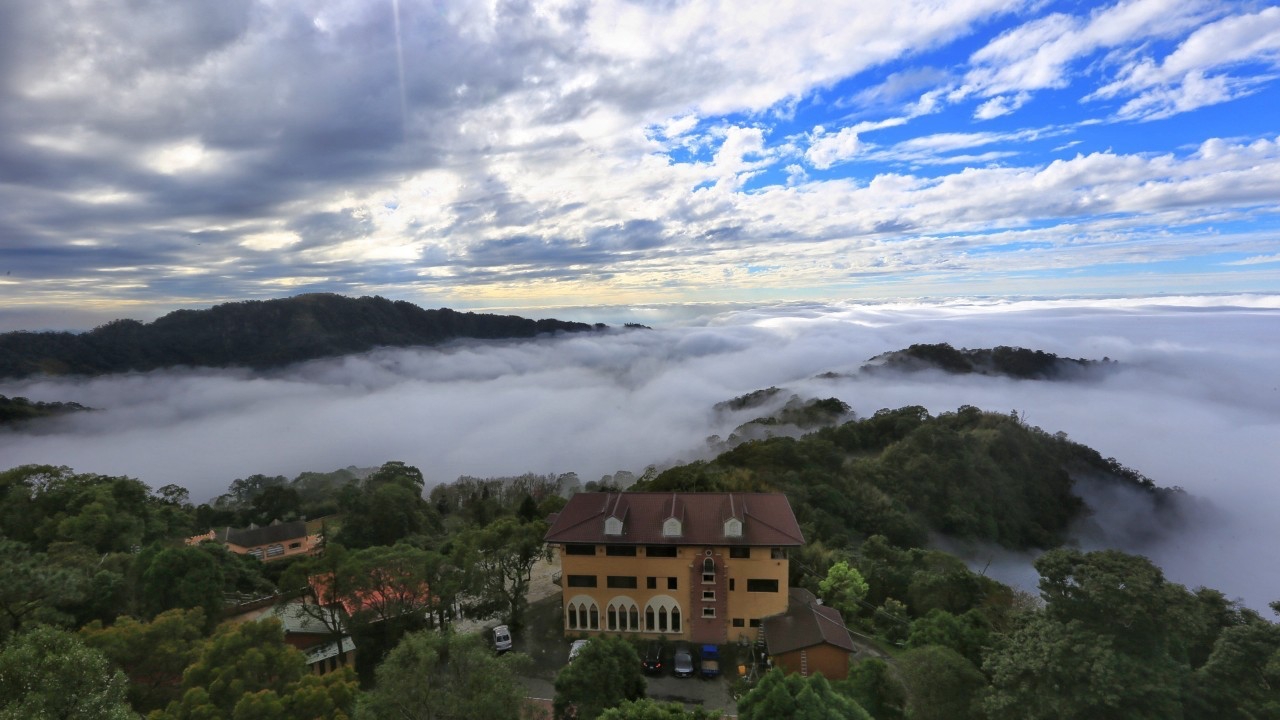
[672,642,695,678]
[493,624,513,653]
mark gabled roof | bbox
[217,520,311,548]
[763,588,856,655]
[544,492,804,546]
[262,601,340,635]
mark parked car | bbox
[672,642,695,678]
[642,640,666,675]
[699,644,721,678]
[569,639,590,661]
[493,624,513,653]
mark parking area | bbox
[515,589,739,716]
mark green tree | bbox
[0,625,134,720]
[839,658,906,720]
[0,538,86,639]
[152,617,356,720]
[1185,621,1280,719]
[356,631,527,720]
[896,645,985,720]
[139,545,225,621]
[906,609,989,665]
[554,635,646,720]
[462,517,551,630]
[334,462,438,549]
[737,668,870,720]
[80,608,207,712]
[983,614,1182,720]
[599,699,722,719]
[817,561,869,621]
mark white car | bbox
[493,625,513,653]
[568,639,589,661]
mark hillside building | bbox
[544,492,804,644]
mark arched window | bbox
[702,557,715,583]
[628,606,639,631]
[644,596,683,634]
[567,595,600,632]
[607,605,618,630]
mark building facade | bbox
[187,518,323,562]
[544,492,804,644]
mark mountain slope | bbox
[0,294,602,378]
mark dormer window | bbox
[605,516,624,536]
[662,517,682,537]
[724,517,742,538]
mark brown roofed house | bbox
[544,492,804,645]
[187,518,323,562]
[763,587,858,679]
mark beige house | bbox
[544,492,804,645]
[187,519,322,562]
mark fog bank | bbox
[2,295,1278,608]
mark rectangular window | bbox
[667,577,678,590]
[288,542,303,549]
[565,545,596,556]
[771,547,786,560]
[749,619,761,628]
[702,607,715,618]
[645,546,677,557]
[647,577,657,589]
[747,579,779,593]
[605,545,637,557]
[607,576,638,589]
[729,579,735,591]
[702,590,716,601]
[732,618,745,627]
[729,547,750,558]
[567,575,597,588]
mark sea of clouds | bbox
[2,295,1278,609]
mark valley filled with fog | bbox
[2,295,1278,609]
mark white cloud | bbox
[1090,7,1280,119]
[957,0,1215,112]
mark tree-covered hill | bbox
[862,343,1112,380]
[636,404,1180,551]
[0,293,604,379]
[0,395,91,426]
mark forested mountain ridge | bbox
[0,293,604,379]
[638,404,1179,551]
[861,343,1112,380]
[0,394,92,426]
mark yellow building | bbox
[544,492,804,645]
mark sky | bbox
[2,0,1280,330]
[2,296,1278,608]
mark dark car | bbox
[672,642,695,678]
[642,640,666,675]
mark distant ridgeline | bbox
[861,343,1113,379]
[0,293,605,379]
[638,402,1181,552]
[0,395,91,426]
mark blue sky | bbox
[1,0,1279,328]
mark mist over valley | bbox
[1,294,1277,611]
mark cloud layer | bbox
[2,296,1278,608]
[3,1,1280,323]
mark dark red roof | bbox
[763,588,856,655]
[544,492,804,546]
